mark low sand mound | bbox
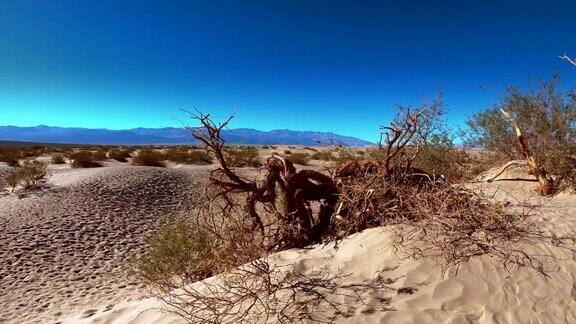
[66,181,576,324]
[0,165,210,323]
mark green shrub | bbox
[287,152,310,165]
[5,160,47,191]
[136,223,215,285]
[108,148,132,162]
[51,154,66,165]
[132,149,166,167]
[225,147,261,167]
[70,150,103,168]
[465,77,576,190]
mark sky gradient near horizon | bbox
[1,0,576,141]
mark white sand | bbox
[0,164,212,323]
[3,163,575,323]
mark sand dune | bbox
[2,163,575,323]
[0,165,211,323]
[61,176,576,324]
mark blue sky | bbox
[1,0,575,142]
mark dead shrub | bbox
[5,160,47,192]
[51,154,66,165]
[108,148,132,162]
[70,150,103,168]
[132,148,166,167]
[158,259,399,324]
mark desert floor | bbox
[1,158,575,324]
[0,161,213,323]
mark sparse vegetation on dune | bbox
[108,148,132,162]
[0,149,21,167]
[164,147,213,165]
[51,154,66,165]
[5,160,47,192]
[132,148,166,167]
[466,77,576,193]
[224,147,261,167]
[286,152,310,165]
[136,107,575,323]
[70,150,103,168]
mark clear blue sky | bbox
[1,0,575,142]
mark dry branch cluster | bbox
[138,107,574,323]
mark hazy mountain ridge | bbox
[0,125,372,146]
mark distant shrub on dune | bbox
[287,152,310,165]
[164,148,213,165]
[0,149,20,167]
[224,147,261,167]
[51,154,66,165]
[70,150,103,168]
[93,149,108,161]
[108,148,132,162]
[132,148,166,167]
[310,151,333,161]
[5,160,47,192]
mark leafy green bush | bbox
[465,77,576,190]
[132,148,166,167]
[136,223,215,285]
[70,150,103,168]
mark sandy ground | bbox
[2,160,575,323]
[63,166,576,324]
[0,162,213,323]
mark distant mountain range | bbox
[0,125,372,147]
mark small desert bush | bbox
[5,160,47,191]
[132,148,166,167]
[51,154,66,165]
[224,147,261,167]
[164,148,213,165]
[108,148,132,162]
[311,151,333,161]
[93,149,108,161]
[70,150,103,168]
[287,152,310,165]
